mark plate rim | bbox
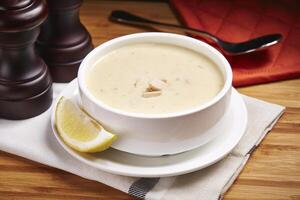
[51,79,248,177]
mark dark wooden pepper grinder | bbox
[37,0,93,83]
[0,0,53,120]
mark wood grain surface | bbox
[0,0,299,199]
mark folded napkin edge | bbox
[219,154,250,199]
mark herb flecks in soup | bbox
[85,43,224,114]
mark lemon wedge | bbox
[55,97,117,153]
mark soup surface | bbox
[85,43,224,114]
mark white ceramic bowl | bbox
[78,33,232,156]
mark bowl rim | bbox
[78,32,232,119]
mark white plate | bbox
[51,80,248,177]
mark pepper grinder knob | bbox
[0,0,53,119]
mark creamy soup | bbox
[85,43,224,114]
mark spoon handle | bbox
[110,10,217,42]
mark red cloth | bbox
[170,0,300,87]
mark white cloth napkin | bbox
[0,83,284,200]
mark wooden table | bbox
[1,1,299,199]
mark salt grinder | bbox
[37,0,93,83]
[0,0,53,120]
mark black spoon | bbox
[110,10,282,55]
